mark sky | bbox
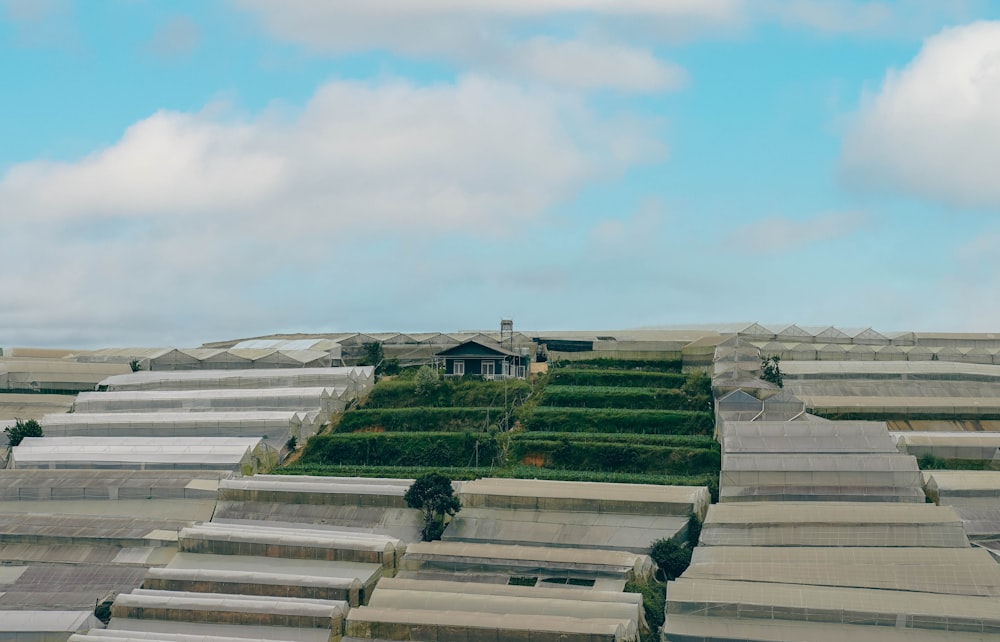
[3,0,1000,348]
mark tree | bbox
[5,418,43,448]
[129,358,143,372]
[760,355,783,388]
[404,472,461,541]
[649,537,691,581]
[413,365,440,396]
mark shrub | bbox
[649,538,691,581]
[760,355,783,388]
[338,407,499,432]
[5,418,43,447]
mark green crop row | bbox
[300,432,501,468]
[362,378,532,409]
[279,462,717,488]
[337,407,507,433]
[522,407,713,435]
[509,438,720,475]
[547,369,688,388]
[541,385,694,410]
[522,432,718,449]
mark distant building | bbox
[436,340,527,380]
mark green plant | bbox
[128,358,142,372]
[760,355,783,388]
[649,538,692,581]
[413,365,440,396]
[404,472,462,541]
[5,418,43,447]
[625,579,666,642]
[285,435,298,451]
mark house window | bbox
[482,361,495,379]
[453,360,465,376]
[517,366,526,379]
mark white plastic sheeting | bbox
[73,387,346,415]
[98,367,373,394]
[10,437,269,472]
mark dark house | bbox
[436,340,527,380]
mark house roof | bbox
[435,339,521,358]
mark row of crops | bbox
[285,359,719,487]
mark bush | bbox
[521,408,714,435]
[508,437,720,475]
[540,386,691,410]
[362,378,531,409]
[650,538,691,581]
[625,579,666,642]
[548,370,687,389]
[300,432,501,468]
[4,418,43,447]
[338,407,499,432]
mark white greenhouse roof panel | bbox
[10,436,266,471]
[780,360,1000,380]
[73,387,344,414]
[665,578,1000,634]
[685,546,1000,597]
[38,411,306,444]
[722,421,896,454]
[0,610,98,632]
[98,367,374,392]
[0,469,229,501]
[108,619,333,642]
[457,478,710,518]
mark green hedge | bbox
[279,463,717,487]
[548,370,687,388]
[300,432,500,467]
[522,407,713,435]
[554,358,682,373]
[337,407,503,433]
[518,432,718,449]
[363,378,532,409]
[509,437,720,475]
[541,385,693,410]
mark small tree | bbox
[129,358,143,372]
[413,365,440,396]
[5,418,43,448]
[760,355,783,388]
[404,472,461,541]
[649,537,691,581]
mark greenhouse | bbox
[0,611,98,642]
[98,366,374,394]
[894,432,1000,461]
[0,563,149,611]
[9,437,274,473]
[683,546,1000,596]
[663,578,1000,636]
[0,469,229,501]
[699,502,970,547]
[722,421,897,454]
[142,567,365,606]
[217,475,411,507]
[398,541,654,585]
[456,478,710,519]
[0,358,130,393]
[0,392,75,424]
[110,590,346,630]
[345,607,630,642]
[73,387,346,415]
[177,522,404,571]
[106,619,332,642]
[38,411,313,445]
[924,471,1000,507]
[721,453,923,489]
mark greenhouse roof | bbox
[704,501,962,526]
[0,469,229,501]
[108,620,332,642]
[780,360,1000,380]
[12,437,262,467]
[685,546,1000,596]
[722,453,919,472]
[0,611,96,631]
[722,421,896,454]
[0,563,149,610]
[166,552,382,584]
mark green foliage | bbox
[413,365,441,396]
[4,418,43,447]
[625,579,666,642]
[515,432,718,448]
[359,342,397,377]
[917,453,993,470]
[508,436,720,475]
[540,386,692,410]
[548,369,687,389]
[521,407,714,435]
[760,355,783,388]
[285,435,298,451]
[404,472,462,541]
[279,463,718,488]
[94,601,113,625]
[649,538,692,581]
[338,407,500,432]
[687,514,702,546]
[300,432,501,468]
[680,370,713,412]
[554,358,682,373]
[128,358,142,372]
[364,378,531,409]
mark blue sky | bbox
[3,0,1000,348]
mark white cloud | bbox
[147,15,201,59]
[0,76,659,346]
[840,21,1000,208]
[725,211,869,252]
[230,0,728,92]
